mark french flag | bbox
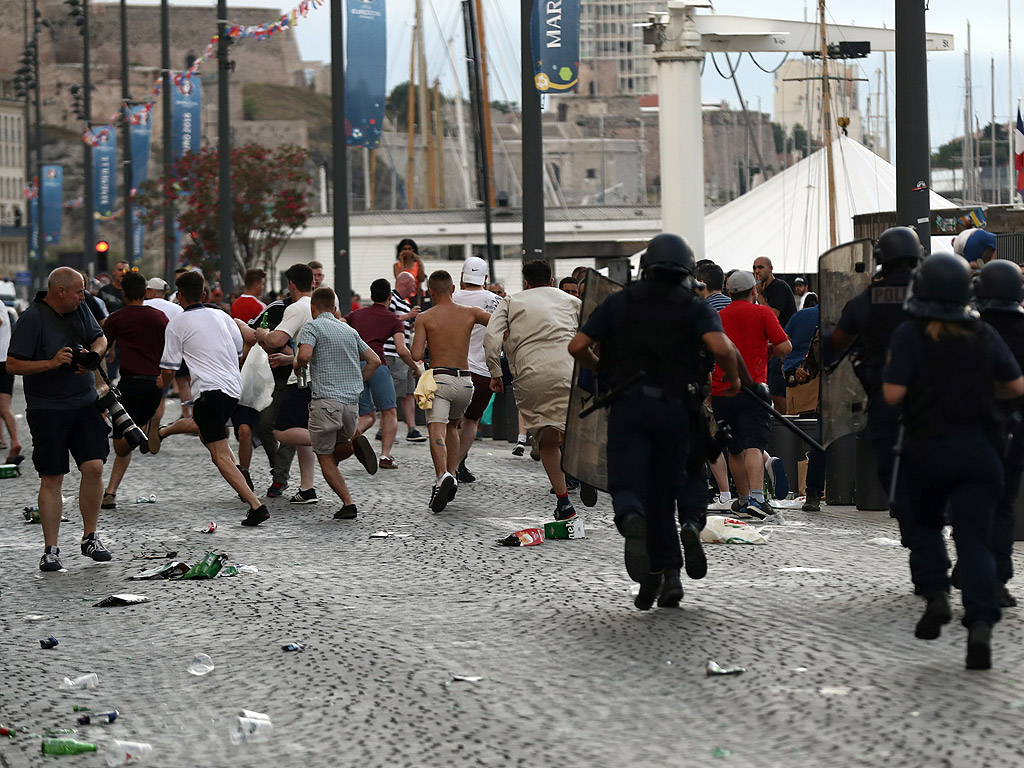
[1016,106,1024,199]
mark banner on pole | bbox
[345,0,386,149]
[92,128,117,219]
[29,196,38,258]
[41,166,63,245]
[530,0,580,93]
[128,105,154,260]
[171,77,202,162]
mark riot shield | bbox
[818,239,874,448]
[561,269,623,492]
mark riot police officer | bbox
[826,226,923,538]
[568,234,745,611]
[882,253,1023,670]
[975,259,1024,608]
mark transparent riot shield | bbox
[818,239,874,448]
[561,269,623,492]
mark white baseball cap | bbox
[145,277,168,291]
[461,256,488,286]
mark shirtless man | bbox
[410,270,491,513]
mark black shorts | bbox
[114,376,162,439]
[28,403,110,476]
[275,385,312,431]
[192,389,237,445]
[232,404,261,439]
[767,358,786,397]
[464,372,494,422]
[175,360,190,380]
[711,393,771,455]
[0,361,13,396]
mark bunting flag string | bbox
[80,0,326,148]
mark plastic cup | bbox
[229,716,273,745]
[186,653,215,676]
[237,709,271,721]
[104,739,152,766]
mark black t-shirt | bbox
[98,283,125,314]
[762,278,797,327]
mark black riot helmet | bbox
[874,226,925,269]
[639,234,696,282]
[975,259,1024,314]
[904,251,977,322]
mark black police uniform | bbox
[581,277,722,583]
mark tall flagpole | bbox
[1009,0,1014,205]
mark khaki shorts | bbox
[425,373,474,424]
[308,398,359,455]
[387,355,416,398]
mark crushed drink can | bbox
[135,495,157,504]
[281,643,304,652]
[39,636,59,649]
[23,506,40,523]
[0,464,20,478]
[544,517,586,540]
[202,522,217,534]
[499,528,544,547]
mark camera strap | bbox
[37,301,88,349]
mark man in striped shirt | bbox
[387,271,426,442]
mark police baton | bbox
[739,385,826,453]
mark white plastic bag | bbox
[239,344,274,411]
[700,515,770,545]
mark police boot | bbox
[657,569,683,608]
[965,622,992,670]
[915,592,952,640]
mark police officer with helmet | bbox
[568,234,746,611]
[826,226,924,538]
[975,259,1024,608]
[882,252,1023,670]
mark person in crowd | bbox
[695,261,731,313]
[953,228,998,269]
[231,269,267,324]
[488,283,507,299]
[296,287,382,520]
[558,276,580,297]
[486,260,582,521]
[569,234,745,610]
[98,260,129,314]
[157,271,270,526]
[794,276,810,309]
[453,257,502,483]
[393,239,427,302]
[99,272,168,510]
[883,252,1023,670]
[345,278,420,470]
[410,271,491,513]
[712,270,791,518]
[8,267,111,571]
[0,289,21,466]
[387,271,426,443]
[783,293,819,416]
[753,256,796,412]
[143,278,183,321]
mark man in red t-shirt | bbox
[711,270,792,517]
[100,272,169,510]
[345,278,420,468]
[230,269,266,324]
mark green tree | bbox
[772,122,786,155]
[136,144,313,279]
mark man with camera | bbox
[7,267,112,572]
[99,272,169,509]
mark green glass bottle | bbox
[260,312,270,329]
[180,551,227,580]
[41,738,97,755]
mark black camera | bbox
[65,344,101,371]
[96,388,147,452]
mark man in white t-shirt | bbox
[452,256,501,483]
[143,278,184,321]
[0,301,20,463]
[253,263,318,504]
[157,271,271,526]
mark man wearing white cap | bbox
[143,277,183,322]
[452,256,502,483]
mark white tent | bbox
[703,136,955,274]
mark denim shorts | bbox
[359,363,398,416]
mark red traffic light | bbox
[95,240,109,254]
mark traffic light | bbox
[95,240,109,272]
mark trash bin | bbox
[825,433,857,506]
[855,433,889,511]
[766,417,818,495]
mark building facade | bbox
[0,74,26,275]
[579,0,661,96]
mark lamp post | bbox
[14,0,36,278]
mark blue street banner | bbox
[92,128,117,219]
[128,105,153,260]
[40,166,63,245]
[171,76,202,162]
[345,0,386,149]
[530,0,581,93]
[29,196,38,257]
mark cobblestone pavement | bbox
[3,387,1024,768]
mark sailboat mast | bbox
[407,23,417,210]
[818,0,837,247]
[416,0,432,208]
[474,0,496,207]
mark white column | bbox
[653,3,705,257]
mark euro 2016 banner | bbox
[92,128,117,219]
[41,166,63,245]
[345,0,386,149]
[172,77,202,162]
[530,0,580,93]
[129,105,153,260]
